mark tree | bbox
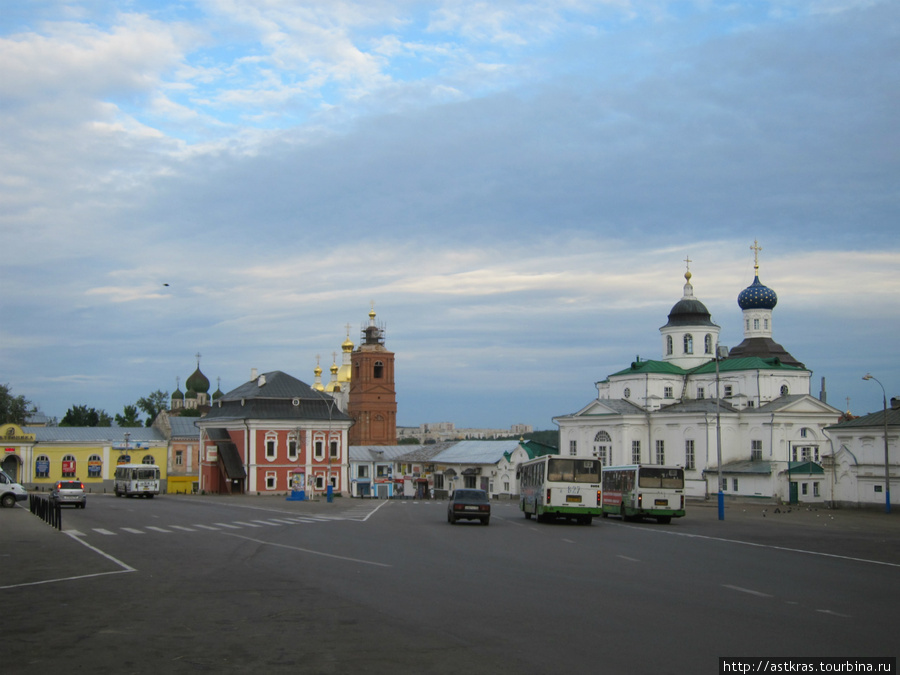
[60,405,112,427]
[115,404,143,428]
[0,384,31,425]
[136,390,169,427]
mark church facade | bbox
[554,246,843,503]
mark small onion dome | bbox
[342,336,354,352]
[186,366,210,394]
[738,275,778,310]
[171,388,184,401]
[662,270,717,328]
[212,387,224,401]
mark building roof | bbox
[608,359,688,377]
[23,426,167,443]
[429,440,524,464]
[826,404,900,431]
[168,417,200,438]
[202,371,350,423]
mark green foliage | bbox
[177,408,202,418]
[136,390,169,427]
[60,405,112,427]
[115,404,144,427]
[0,384,31,425]
[398,437,421,444]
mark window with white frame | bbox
[813,482,820,497]
[732,478,739,491]
[88,454,102,477]
[697,387,705,399]
[357,465,369,478]
[664,386,673,399]
[314,436,325,461]
[655,439,665,464]
[315,475,325,490]
[142,455,155,465]
[330,439,339,460]
[724,385,733,397]
[35,455,50,478]
[751,440,763,462]
[266,432,277,460]
[631,440,641,464]
[666,335,673,355]
[288,436,298,460]
[569,440,577,456]
[683,334,693,354]
[705,334,713,354]
[265,472,277,490]
[593,431,611,465]
[175,450,183,466]
[61,454,76,477]
[685,440,695,470]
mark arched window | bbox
[62,455,76,478]
[593,431,611,466]
[265,431,277,460]
[35,455,50,478]
[374,361,384,378]
[704,334,713,354]
[313,434,325,460]
[683,334,693,354]
[142,454,156,465]
[88,454,102,478]
[780,385,789,397]
[666,335,673,355]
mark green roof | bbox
[690,356,807,375]
[609,359,687,377]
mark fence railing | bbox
[29,494,62,530]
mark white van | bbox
[0,470,28,508]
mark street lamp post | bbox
[863,374,891,514]
[715,345,726,521]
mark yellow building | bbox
[8,425,169,493]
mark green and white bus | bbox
[601,465,685,524]
[518,455,602,525]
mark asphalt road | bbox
[2,496,898,674]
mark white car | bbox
[0,470,28,508]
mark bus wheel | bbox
[583,516,593,525]
[657,516,671,524]
[524,511,532,519]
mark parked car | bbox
[0,470,28,508]
[50,480,86,508]
[447,489,491,525]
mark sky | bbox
[1,0,898,431]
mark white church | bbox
[554,244,844,504]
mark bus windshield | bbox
[547,458,600,483]
[638,467,684,489]
[135,468,159,480]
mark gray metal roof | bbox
[168,417,201,438]
[23,427,167,444]
[429,440,523,464]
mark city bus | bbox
[601,464,685,524]
[518,455,602,524]
[114,464,161,498]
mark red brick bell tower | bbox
[348,306,397,445]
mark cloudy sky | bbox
[1,0,897,430]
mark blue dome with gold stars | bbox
[738,275,777,310]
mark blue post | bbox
[717,490,724,521]
[326,484,333,503]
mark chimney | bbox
[819,377,827,404]
[250,368,258,381]
[891,397,899,410]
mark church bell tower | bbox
[348,306,397,445]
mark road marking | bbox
[267,519,299,525]
[146,526,172,533]
[93,528,116,535]
[617,555,640,562]
[213,522,242,529]
[121,528,145,534]
[816,609,852,618]
[562,538,576,544]
[232,521,262,528]
[169,525,196,532]
[193,524,220,530]
[723,584,773,598]
[222,533,392,567]
[616,522,900,568]
[1,530,140,589]
[250,520,280,526]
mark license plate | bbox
[566,495,582,503]
[464,505,479,510]
[655,499,668,506]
